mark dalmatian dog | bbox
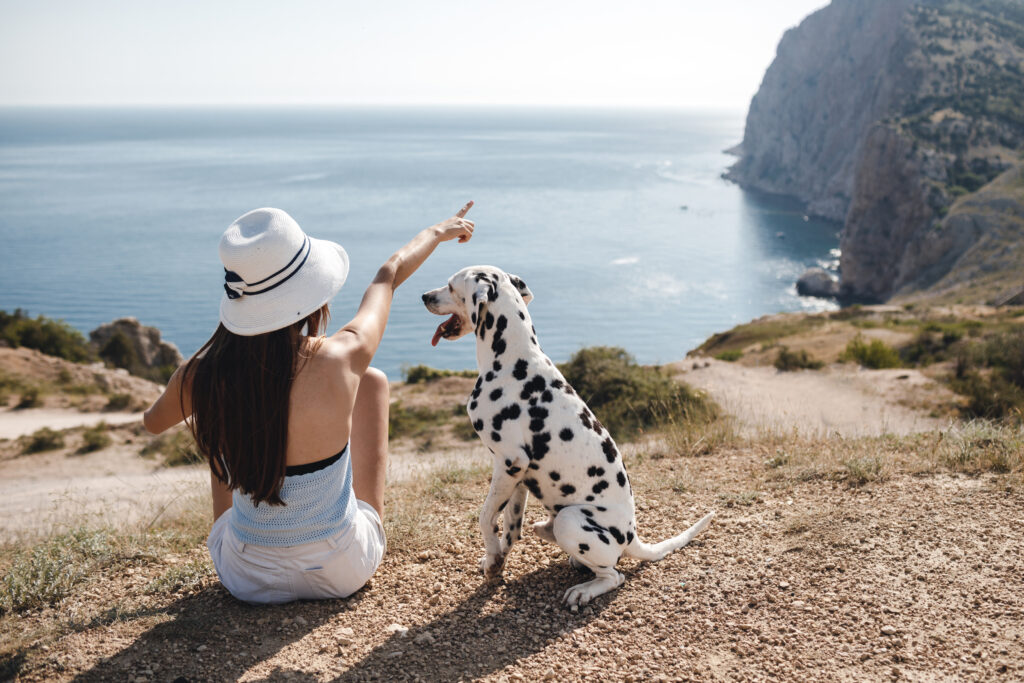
[422,266,715,608]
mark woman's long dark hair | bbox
[183,305,329,506]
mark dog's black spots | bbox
[473,419,483,432]
[518,311,526,320]
[592,480,610,494]
[541,390,553,403]
[559,484,576,496]
[519,374,546,399]
[579,410,592,430]
[491,403,522,432]
[514,503,521,514]
[596,506,607,512]
[497,500,508,513]
[549,471,561,481]
[523,477,542,499]
[505,532,511,545]
[471,312,477,325]
[485,371,495,382]
[530,432,551,460]
[617,471,627,487]
[484,312,495,329]
[474,273,487,283]
[489,388,503,401]
[527,462,539,470]
[490,431,501,442]
[564,384,575,395]
[608,526,626,545]
[530,337,537,346]
[488,287,498,302]
[591,418,604,435]
[580,508,594,518]
[602,438,617,463]
[496,315,508,331]
[559,428,573,441]
[578,543,589,553]
[513,359,529,380]
[505,458,511,466]
[506,466,521,476]
[493,525,499,534]
[528,398,537,406]
[469,400,478,410]
[626,531,635,544]
[585,495,594,502]
[492,338,507,356]
[550,378,563,390]
[492,360,502,373]
[528,405,548,432]
[597,533,610,545]
[587,465,605,477]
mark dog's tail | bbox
[623,511,715,562]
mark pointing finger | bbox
[455,200,474,218]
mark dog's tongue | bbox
[431,315,457,347]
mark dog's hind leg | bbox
[500,484,528,554]
[479,459,527,579]
[623,511,716,562]
[532,514,556,544]
[553,506,627,608]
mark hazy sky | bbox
[0,0,828,109]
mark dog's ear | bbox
[471,275,497,334]
[507,273,533,305]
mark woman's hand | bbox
[433,201,475,243]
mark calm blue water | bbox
[0,107,838,378]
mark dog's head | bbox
[422,266,533,346]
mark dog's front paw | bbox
[479,553,506,580]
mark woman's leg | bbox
[350,366,390,517]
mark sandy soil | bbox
[0,408,143,440]
[674,359,957,437]
[11,446,1023,682]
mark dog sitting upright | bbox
[422,266,715,607]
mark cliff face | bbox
[730,0,1024,302]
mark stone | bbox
[881,625,898,636]
[90,317,183,379]
[796,268,839,298]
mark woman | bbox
[144,202,474,603]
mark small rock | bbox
[386,623,409,637]
[543,670,557,680]
[195,645,207,652]
[295,616,308,626]
[796,268,839,298]
[414,632,435,645]
[417,551,431,562]
[779,581,790,589]
[881,626,898,636]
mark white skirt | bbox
[206,499,386,604]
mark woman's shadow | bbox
[73,559,653,682]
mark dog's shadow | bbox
[333,560,654,682]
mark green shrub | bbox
[0,309,94,363]
[22,427,65,454]
[145,557,215,595]
[105,392,132,411]
[0,528,114,613]
[388,401,453,439]
[141,429,203,466]
[951,371,1024,420]
[78,422,112,453]
[98,331,138,372]
[402,364,476,384]
[714,350,743,362]
[558,346,716,441]
[15,386,42,409]
[840,336,902,369]
[774,347,824,371]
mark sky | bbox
[0,0,828,109]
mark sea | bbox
[0,107,839,378]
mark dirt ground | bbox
[9,444,1023,682]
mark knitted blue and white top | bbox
[229,445,357,547]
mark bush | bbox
[714,350,743,362]
[558,346,716,441]
[403,364,476,384]
[774,347,824,371]
[105,393,132,411]
[389,401,453,439]
[78,422,112,453]
[98,331,138,372]
[141,429,203,467]
[15,386,42,409]
[0,529,113,614]
[0,309,94,363]
[947,328,1024,420]
[840,336,902,369]
[22,427,65,454]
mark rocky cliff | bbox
[729,0,1024,302]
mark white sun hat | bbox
[218,208,349,336]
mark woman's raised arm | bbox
[334,202,475,373]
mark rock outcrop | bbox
[90,318,183,382]
[796,268,840,298]
[729,0,1024,302]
